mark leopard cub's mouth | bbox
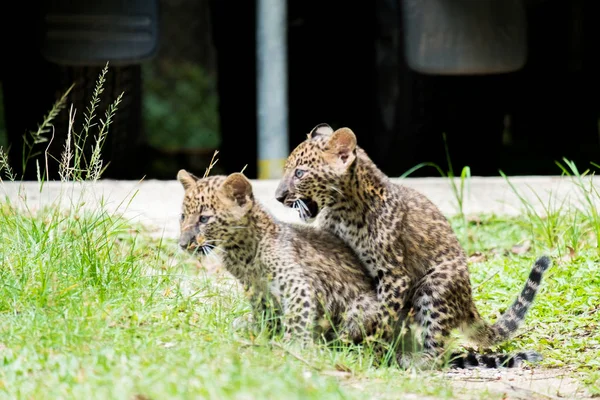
[287,198,319,221]
[181,238,216,257]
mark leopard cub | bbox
[276,123,550,369]
[177,170,380,345]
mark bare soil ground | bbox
[445,367,592,400]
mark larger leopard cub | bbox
[275,123,550,368]
[177,170,382,345]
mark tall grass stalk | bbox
[400,133,471,223]
[86,91,123,181]
[556,158,600,252]
[58,104,76,182]
[73,62,109,180]
[400,133,471,247]
[499,170,568,252]
[20,83,74,179]
[0,145,15,181]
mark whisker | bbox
[329,185,345,198]
[207,250,220,265]
[203,242,225,253]
[298,199,310,212]
[294,200,306,220]
[206,245,224,254]
[298,199,312,220]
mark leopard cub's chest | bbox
[319,213,378,275]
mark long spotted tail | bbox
[449,350,542,369]
[467,255,551,347]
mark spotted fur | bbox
[275,123,551,369]
[177,170,383,345]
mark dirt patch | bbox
[339,367,592,400]
[446,367,592,399]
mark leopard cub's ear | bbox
[177,169,199,190]
[220,172,254,208]
[308,123,334,139]
[323,127,357,171]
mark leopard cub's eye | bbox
[180,213,185,222]
[294,169,305,179]
[199,215,210,224]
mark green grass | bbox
[452,214,600,378]
[2,193,599,399]
[0,191,598,399]
[448,160,600,396]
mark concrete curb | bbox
[1,176,597,239]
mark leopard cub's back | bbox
[286,223,376,310]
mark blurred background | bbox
[0,0,598,180]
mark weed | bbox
[499,170,568,252]
[400,133,471,221]
[556,158,600,252]
[19,83,74,180]
[0,145,15,181]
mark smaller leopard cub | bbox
[177,170,380,345]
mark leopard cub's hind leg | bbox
[400,257,548,370]
[397,263,473,369]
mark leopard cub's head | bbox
[275,123,357,222]
[177,170,254,257]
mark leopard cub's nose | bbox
[275,186,289,203]
[275,192,288,203]
[275,181,290,204]
[178,230,196,250]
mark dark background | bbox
[0,0,598,180]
